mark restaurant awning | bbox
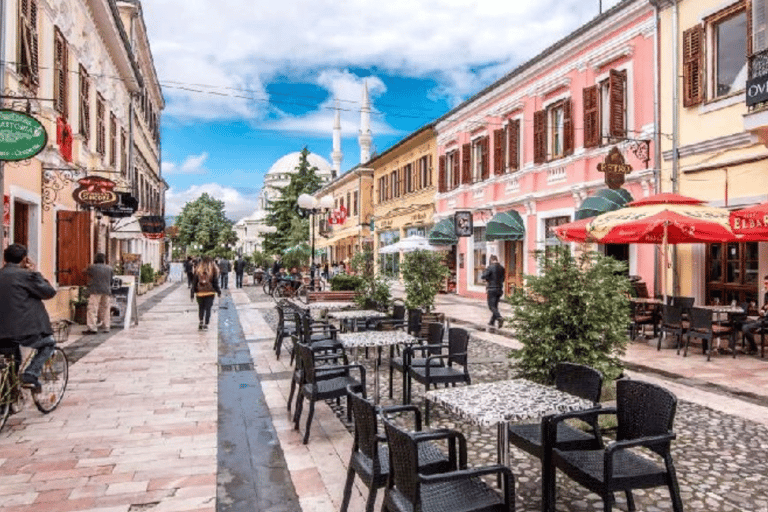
[428,218,458,246]
[574,188,633,221]
[486,210,525,241]
[110,216,142,240]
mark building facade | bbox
[434,0,657,299]
[654,0,768,306]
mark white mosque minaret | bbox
[358,81,372,164]
[331,99,343,176]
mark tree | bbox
[506,246,631,384]
[175,193,236,255]
[264,147,324,255]
[400,250,449,312]
[349,247,391,310]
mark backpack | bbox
[197,271,214,292]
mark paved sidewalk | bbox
[0,282,217,512]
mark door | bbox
[504,240,524,295]
[706,242,758,305]
[57,210,91,286]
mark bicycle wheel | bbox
[263,279,272,296]
[296,284,308,302]
[0,361,12,432]
[32,348,68,413]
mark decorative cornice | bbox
[589,43,635,71]
[662,132,755,161]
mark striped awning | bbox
[574,188,634,221]
[486,210,525,241]
[428,218,458,246]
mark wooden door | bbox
[57,210,91,286]
[504,240,523,295]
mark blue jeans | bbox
[18,334,56,378]
[220,273,229,289]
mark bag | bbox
[197,272,214,293]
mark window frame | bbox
[96,93,105,156]
[79,66,90,142]
[53,27,68,118]
[708,4,749,100]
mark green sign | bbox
[0,110,48,161]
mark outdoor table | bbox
[698,305,744,351]
[328,309,388,332]
[338,330,417,404]
[425,378,595,509]
[630,297,662,305]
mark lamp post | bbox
[298,193,334,290]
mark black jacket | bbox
[481,262,506,292]
[234,258,246,274]
[0,263,57,340]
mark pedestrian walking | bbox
[481,255,506,328]
[323,262,329,280]
[218,256,231,289]
[191,256,221,330]
[83,252,114,334]
[234,255,246,288]
[0,244,57,392]
[184,256,194,288]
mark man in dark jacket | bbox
[0,244,57,391]
[218,257,231,289]
[184,256,194,288]
[481,255,506,328]
[234,256,246,288]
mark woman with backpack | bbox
[191,256,221,330]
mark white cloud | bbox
[142,0,625,122]
[165,183,259,221]
[162,153,209,175]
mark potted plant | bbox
[71,286,89,325]
[400,249,449,313]
[349,248,391,311]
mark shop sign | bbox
[379,219,393,229]
[72,177,118,208]
[410,212,427,221]
[747,75,768,107]
[454,211,473,237]
[102,193,138,218]
[139,215,166,240]
[0,110,48,161]
[597,147,633,189]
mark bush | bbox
[506,246,631,384]
[140,263,155,284]
[349,247,392,310]
[330,273,363,291]
[400,250,449,312]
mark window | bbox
[584,69,627,148]
[754,0,768,52]
[53,28,68,117]
[96,93,105,156]
[706,242,759,305]
[79,66,90,142]
[353,191,358,216]
[473,226,487,286]
[17,0,39,88]
[404,163,413,193]
[471,137,489,182]
[121,128,127,175]
[109,113,117,167]
[713,10,747,97]
[544,216,570,260]
[534,100,573,163]
[445,151,458,190]
[390,170,398,198]
[506,119,521,172]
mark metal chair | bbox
[684,307,736,361]
[340,388,453,512]
[546,379,683,512]
[408,327,471,425]
[381,416,514,512]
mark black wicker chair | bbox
[273,300,298,359]
[508,362,603,460]
[340,388,453,512]
[684,306,736,361]
[409,327,471,425]
[293,343,365,444]
[389,321,444,404]
[660,304,686,352]
[545,379,683,512]
[382,416,514,512]
[630,301,659,340]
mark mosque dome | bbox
[265,152,334,182]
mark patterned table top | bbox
[425,379,595,428]
[291,301,358,311]
[328,310,389,320]
[697,305,744,314]
[338,330,417,349]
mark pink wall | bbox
[436,3,658,298]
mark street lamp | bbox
[298,193,334,290]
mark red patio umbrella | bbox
[730,202,768,240]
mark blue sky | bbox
[143,0,622,221]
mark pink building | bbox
[432,0,658,300]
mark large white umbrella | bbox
[378,234,442,254]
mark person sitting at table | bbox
[287,267,303,292]
[741,275,768,355]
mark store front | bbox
[706,241,759,305]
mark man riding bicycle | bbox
[0,244,57,393]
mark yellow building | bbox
[654,0,768,305]
[370,124,443,279]
[313,166,374,266]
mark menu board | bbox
[112,275,139,328]
[122,253,141,280]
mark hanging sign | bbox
[102,192,138,218]
[73,177,118,208]
[454,211,473,237]
[139,215,166,240]
[597,147,633,189]
[0,110,48,161]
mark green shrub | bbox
[506,246,631,384]
[330,273,363,291]
[349,247,392,310]
[400,250,449,312]
[140,263,155,284]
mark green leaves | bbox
[176,192,235,255]
[400,250,449,311]
[507,246,631,384]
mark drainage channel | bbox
[216,293,300,512]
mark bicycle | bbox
[271,278,307,300]
[0,320,70,432]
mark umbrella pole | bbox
[662,221,669,304]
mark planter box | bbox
[138,283,148,295]
[72,304,88,325]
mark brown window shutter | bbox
[452,153,460,187]
[508,119,520,171]
[428,155,433,186]
[480,137,490,180]
[438,155,446,192]
[609,69,626,139]
[461,143,471,184]
[583,85,600,148]
[110,113,117,166]
[80,66,90,141]
[683,25,704,107]
[493,129,504,175]
[564,99,574,156]
[30,0,39,86]
[57,210,91,286]
[534,110,547,164]
[54,28,67,117]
